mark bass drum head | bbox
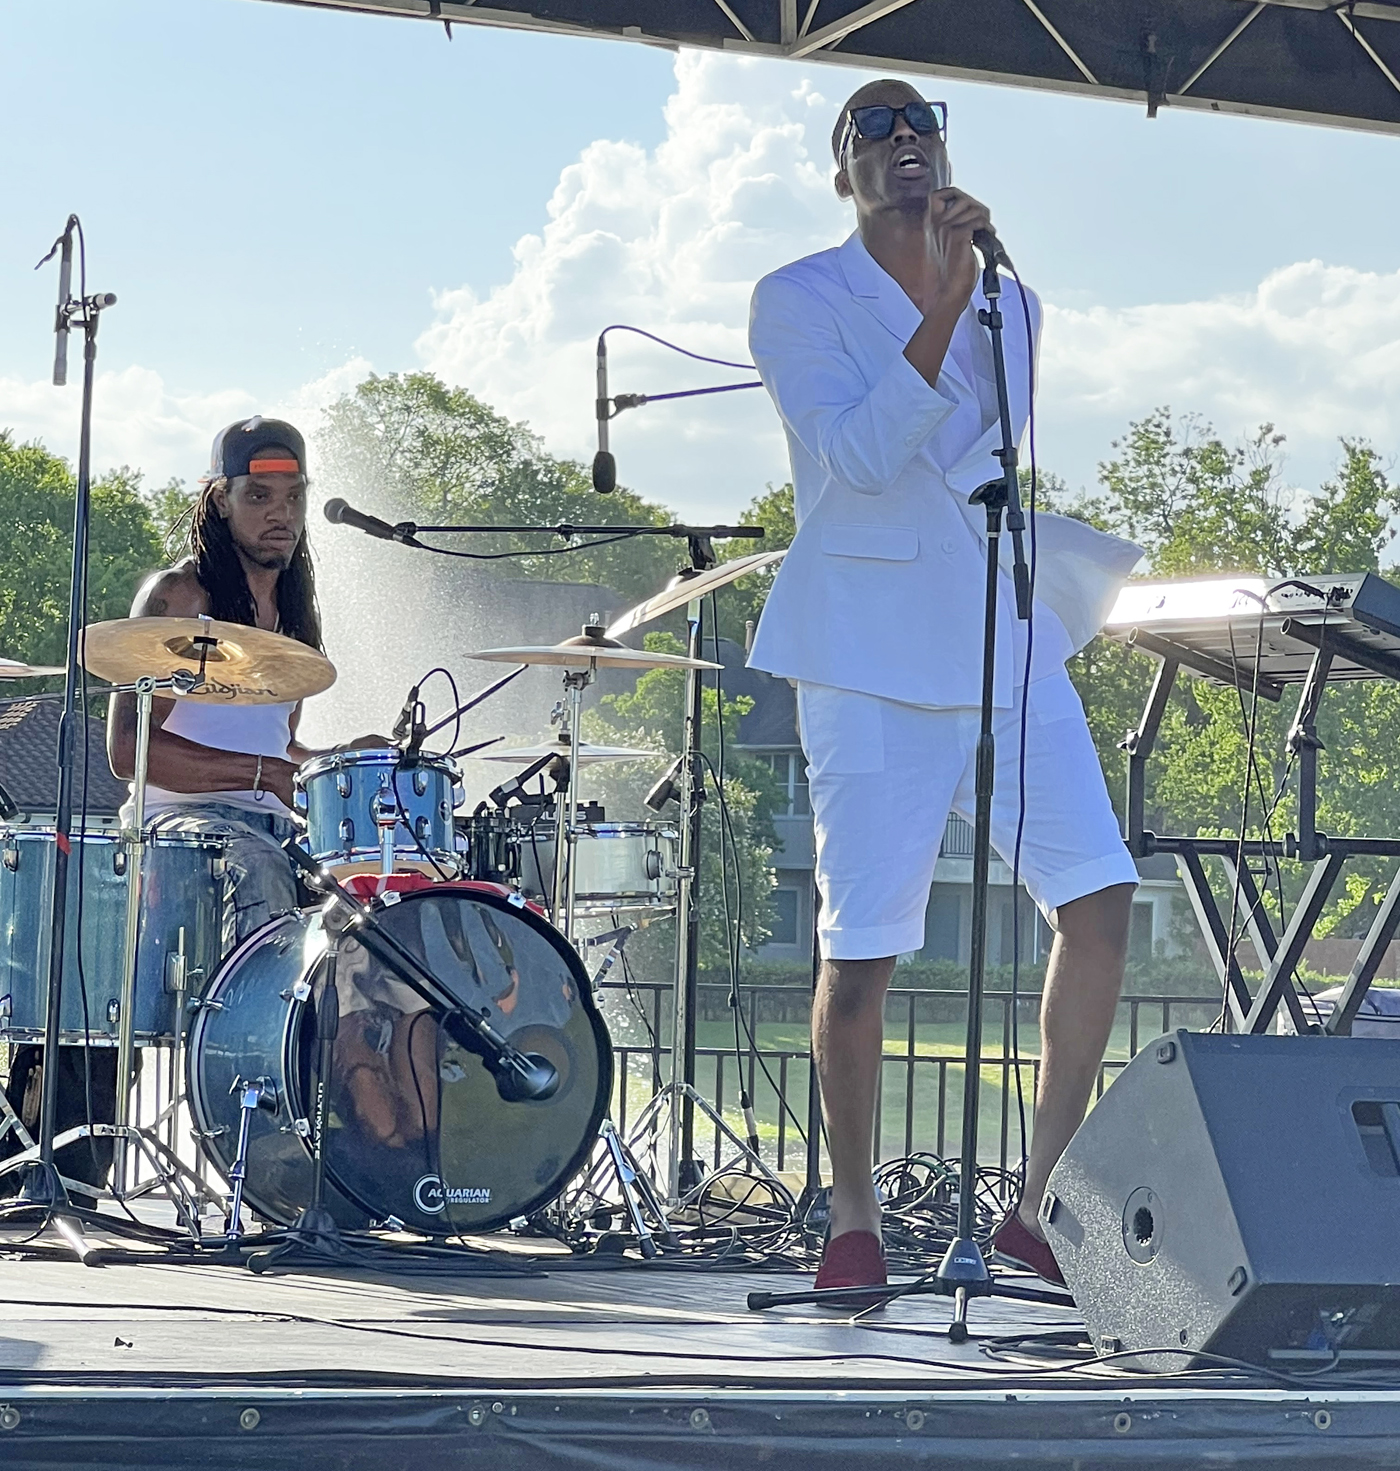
[323,884,612,1236]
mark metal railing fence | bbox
[596,981,1220,1174]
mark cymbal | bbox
[466,625,720,672]
[0,658,65,679]
[475,738,659,765]
[606,549,787,638]
[79,616,337,704]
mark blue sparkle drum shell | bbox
[0,828,226,1045]
[297,748,461,877]
[186,883,612,1234]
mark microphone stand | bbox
[15,220,117,1261]
[280,842,560,1104]
[749,248,1067,1326]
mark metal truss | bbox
[256,0,1400,135]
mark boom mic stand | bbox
[749,246,1069,1327]
[13,218,117,1260]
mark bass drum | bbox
[187,883,612,1236]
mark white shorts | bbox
[798,672,1140,961]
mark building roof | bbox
[0,696,127,820]
[710,638,799,748]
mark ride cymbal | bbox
[80,616,337,704]
[606,549,786,638]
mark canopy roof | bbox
[262,0,1400,134]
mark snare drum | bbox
[0,828,225,1044]
[298,748,460,877]
[519,821,679,915]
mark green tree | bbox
[713,481,795,647]
[0,434,162,673]
[317,372,680,602]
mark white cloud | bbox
[418,52,1399,511]
[415,51,852,521]
[3,52,1392,522]
[0,356,372,489]
[1038,261,1400,491]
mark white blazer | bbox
[747,232,1141,709]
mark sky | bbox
[4,0,1400,526]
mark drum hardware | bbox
[221,1075,279,1242]
[603,549,795,1207]
[465,622,718,949]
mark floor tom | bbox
[0,827,225,1044]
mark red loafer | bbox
[992,1211,1067,1289]
[814,1229,887,1292]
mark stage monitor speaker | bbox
[1041,1029,1400,1370]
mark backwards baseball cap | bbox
[203,416,307,482]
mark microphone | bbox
[488,751,558,809]
[52,219,74,387]
[644,755,684,812]
[392,683,420,746]
[323,497,417,544]
[592,332,616,493]
[973,227,1013,270]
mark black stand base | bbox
[746,1263,1072,1318]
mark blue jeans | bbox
[148,803,299,951]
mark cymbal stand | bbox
[552,661,593,943]
[618,538,783,1211]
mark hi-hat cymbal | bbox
[606,549,787,638]
[466,625,720,672]
[80,616,337,704]
[476,738,659,765]
[0,658,65,679]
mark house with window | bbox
[714,639,1184,965]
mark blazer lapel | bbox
[837,233,974,397]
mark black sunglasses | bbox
[839,100,948,166]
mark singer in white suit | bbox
[747,79,1143,1293]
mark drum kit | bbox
[0,547,786,1256]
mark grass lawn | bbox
[602,993,1221,1175]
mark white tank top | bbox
[142,698,296,817]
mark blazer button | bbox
[941,538,957,554]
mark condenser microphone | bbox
[592,331,616,493]
[52,218,75,387]
[973,227,1013,270]
[323,497,418,545]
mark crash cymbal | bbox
[0,658,65,678]
[466,624,720,672]
[606,549,787,638]
[79,616,337,704]
[476,738,658,765]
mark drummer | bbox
[107,415,386,948]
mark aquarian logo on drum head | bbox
[412,1174,491,1214]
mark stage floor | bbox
[2,1220,1399,1468]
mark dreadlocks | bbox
[189,480,324,652]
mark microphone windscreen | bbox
[323,497,348,524]
[591,450,616,494]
